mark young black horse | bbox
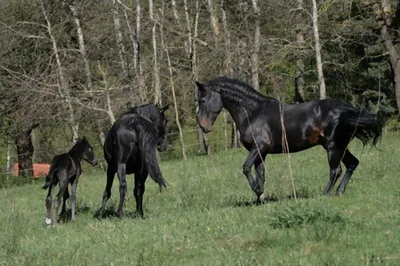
[195,77,384,202]
[42,137,98,225]
[101,104,169,218]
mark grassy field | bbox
[1,133,400,265]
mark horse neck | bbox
[67,145,85,162]
[219,90,262,126]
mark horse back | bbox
[104,116,140,168]
[49,153,80,177]
[248,100,340,153]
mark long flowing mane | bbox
[206,77,279,109]
[122,104,160,125]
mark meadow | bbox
[0,133,399,265]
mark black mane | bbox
[68,138,87,156]
[206,77,279,106]
[122,104,161,125]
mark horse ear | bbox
[82,136,88,142]
[159,104,169,113]
[195,81,210,97]
[195,81,205,91]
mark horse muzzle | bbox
[199,119,212,133]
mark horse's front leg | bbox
[254,154,267,203]
[243,146,267,198]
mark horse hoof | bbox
[259,193,266,202]
[45,218,52,225]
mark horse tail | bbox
[42,167,56,190]
[135,119,167,191]
[340,105,384,147]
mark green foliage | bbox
[0,173,37,189]
[269,201,345,229]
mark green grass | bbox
[1,133,400,265]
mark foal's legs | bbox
[60,188,70,216]
[71,177,79,221]
[45,185,53,225]
[53,175,68,225]
[102,166,116,209]
[134,170,147,218]
[116,163,127,217]
[336,150,359,195]
[323,142,343,195]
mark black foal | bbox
[42,137,97,225]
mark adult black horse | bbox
[195,77,384,202]
[101,104,169,218]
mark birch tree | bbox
[375,0,400,111]
[312,0,326,99]
[112,0,130,92]
[250,0,260,91]
[66,0,93,96]
[149,0,162,104]
[160,2,186,159]
[295,0,306,102]
[41,0,79,143]
[206,0,219,45]
[182,0,210,155]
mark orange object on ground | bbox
[13,163,50,178]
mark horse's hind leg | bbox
[134,171,147,218]
[116,163,127,217]
[323,143,343,195]
[102,166,116,209]
[60,188,70,217]
[53,179,68,225]
[45,185,53,225]
[336,150,359,196]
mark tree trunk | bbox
[221,0,233,151]
[190,0,211,155]
[98,63,116,124]
[295,0,305,103]
[250,0,260,91]
[66,0,93,97]
[14,129,34,177]
[135,0,145,102]
[312,0,326,99]
[149,0,162,104]
[122,7,144,102]
[378,0,400,111]
[6,142,11,174]
[160,2,186,159]
[41,0,79,143]
[206,0,219,45]
[171,0,182,30]
[113,0,130,91]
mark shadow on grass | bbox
[58,203,91,223]
[226,189,311,208]
[93,205,144,220]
